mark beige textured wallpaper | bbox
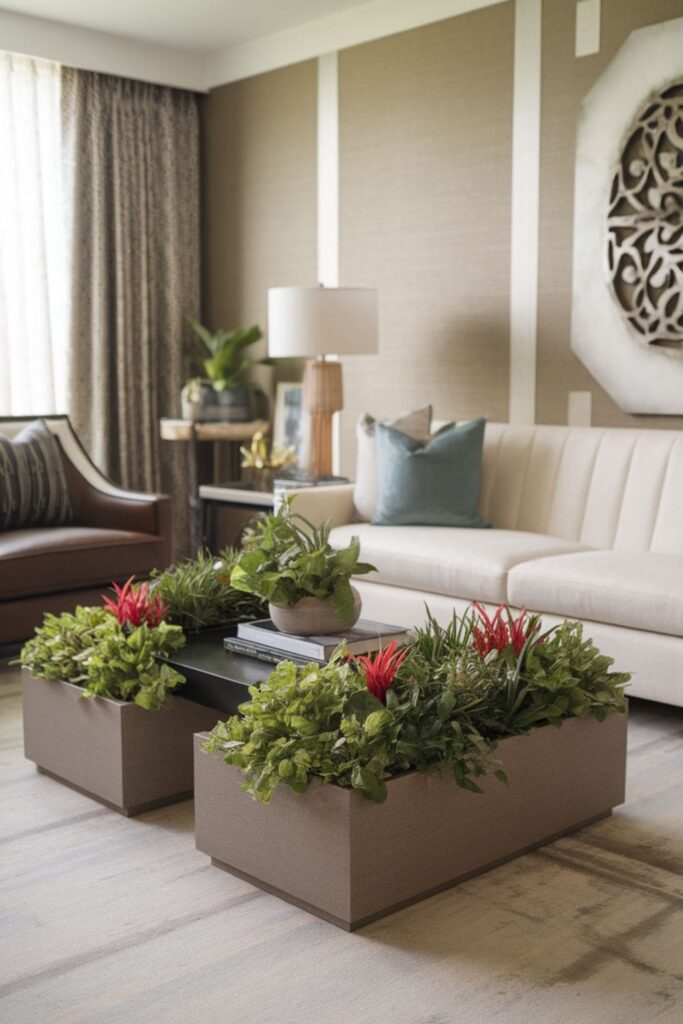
[200,0,683,474]
[537,0,683,430]
[337,4,514,473]
[200,60,317,401]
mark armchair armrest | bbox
[0,415,174,567]
[286,484,356,529]
[60,449,173,567]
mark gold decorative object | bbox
[240,430,296,489]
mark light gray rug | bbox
[1,662,682,1024]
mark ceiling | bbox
[0,0,371,52]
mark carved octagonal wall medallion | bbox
[572,18,683,413]
[607,82,683,350]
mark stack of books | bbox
[272,472,350,490]
[224,619,411,666]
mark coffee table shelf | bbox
[163,627,270,715]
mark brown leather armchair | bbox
[0,416,173,646]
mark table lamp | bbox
[267,285,379,477]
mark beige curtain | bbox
[61,68,199,558]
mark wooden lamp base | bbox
[303,359,342,478]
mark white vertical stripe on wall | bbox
[508,0,542,425]
[575,0,601,58]
[316,0,541,445]
[317,52,342,473]
[317,52,339,288]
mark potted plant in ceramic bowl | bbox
[230,496,376,635]
[195,604,630,929]
[183,316,272,422]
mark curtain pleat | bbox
[61,68,200,559]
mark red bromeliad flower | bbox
[352,641,408,704]
[103,576,169,630]
[471,603,538,659]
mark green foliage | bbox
[230,496,376,620]
[186,316,272,392]
[404,610,629,737]
[19,606,187,710]
[204,656,495,804]
[151,547,266,631]
[18,606,116,684]
[86,622,186,710]
[205,607,629,804]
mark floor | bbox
[2,662,683,1024]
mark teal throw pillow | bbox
[373,417,490,528]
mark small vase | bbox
[196,384,252,422]
[181,397,200,421]
[269,587,362,636]
[244,467,274,492]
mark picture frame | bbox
[273,382,307,465]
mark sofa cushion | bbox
[0,527,166,600]
[508,551,683,639]
[0,419,72,530]
[354,406,432,522]
[330,524,590,605]
[374,418,490,529]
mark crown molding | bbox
[0,0,509,93]
[0,9,207,91]
[204,0,509,89]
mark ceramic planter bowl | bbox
[22,671,222,816]
[194,710,628,930]
[269,586,362,636]
[196,383,251,422]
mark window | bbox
[0,52,68,416]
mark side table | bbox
[199,477,350,552]
[199,483,275,551]
[159,418,269,554]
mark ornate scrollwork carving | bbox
[606,82,683,349]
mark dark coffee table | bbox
[165,626,270,715]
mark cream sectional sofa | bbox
[291,422,683,708]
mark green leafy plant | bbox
[204,655,494,804]
[404,605,629,738]
[205,604,629,804]
[187,315,272,392]
[19,605,187,710]
[230,497,376,620]
[151,547,266,631]
[85,622,186,710]
[18,606,117,684]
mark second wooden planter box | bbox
[22,671,222,815]
[194,711,627,930]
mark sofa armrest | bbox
[286,484,356,529]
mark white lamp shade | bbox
[267,286,378,358]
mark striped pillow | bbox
[0,419,72,530]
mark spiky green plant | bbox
[151,547,266,631]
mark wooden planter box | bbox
[194,711,627,930]
[22,670,222,816]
